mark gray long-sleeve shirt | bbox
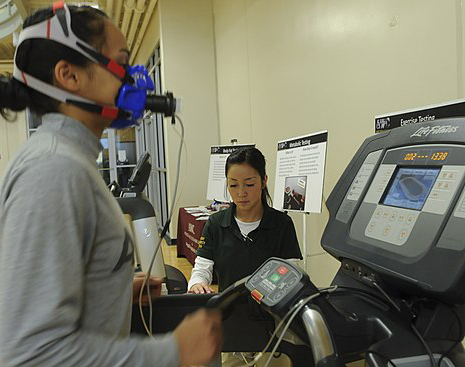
[0,114,179,367]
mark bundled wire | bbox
[235,286,338,367]
[138,114,185,336]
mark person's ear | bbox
[53,60,83,93]
[263,175,268,189]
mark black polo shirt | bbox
[196,204,303,291]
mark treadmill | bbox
[132,118,465,367]
[115,152,188,294]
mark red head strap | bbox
[53,0,64,14]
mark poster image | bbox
[283,176,307,211]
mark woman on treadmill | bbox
[0,3,221,366]
[188,147,303,293]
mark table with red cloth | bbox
[176,207,212,265]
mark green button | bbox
[269,274,281,283]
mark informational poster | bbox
[375,99,465,133]
[206,144,255,201]
[273,131,328,213]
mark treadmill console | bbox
[246,258,315,314]
[322,119,465,303]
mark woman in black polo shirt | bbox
[188,147,303,293]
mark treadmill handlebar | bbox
[301,305,344,367]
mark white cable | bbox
[138,113,185,336]
[171,120,188,211]
[240,286,338,367]
[261,292,325,367]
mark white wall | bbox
[0,112,27,179]
[158,0,219,238]
[213,0,464,286]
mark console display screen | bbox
[382,167,440,210]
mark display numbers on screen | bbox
[402,151,449,162]
[431,152,448,161]
[404,152,417,161]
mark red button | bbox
[251,289,264,303]
[277,266,288,275]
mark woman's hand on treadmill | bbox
[188,283,215,294]
[132,272,163,305]
[174,308,223,365]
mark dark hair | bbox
[225,147,272,206]
[0,5,108,120]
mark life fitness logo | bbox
[410,125,459,138]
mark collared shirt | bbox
[195,204,303,291]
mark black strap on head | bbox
[53,1,69,36]
[76,42,133,83]
[67,99,125,120]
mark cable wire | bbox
[138,113,185,336]
[236,286,337,367]
[437,304,463,367]
[333,285,395,310]
[369,281,438,367]
[411,323,438,367]
[262,292,332,367]
[365,350,398,367]
[362,279,441,367]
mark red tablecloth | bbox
[176,207,211,265]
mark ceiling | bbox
[0,0,157,65]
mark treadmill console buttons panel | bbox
[363,164,465,246]
[337,150,383,223]
[247,260,303,306]
[365,206,419,246]
[423,166,465,215]
[453,189,465,219]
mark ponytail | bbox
[0,74,31,121]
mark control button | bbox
[288,276,298,287]
[398,213,405,222]
[430,190,440,198]
[277,266,288,275]
[269,274,281,284]
[389,212,397,221]
[406,215,415,225]
[441,172,449,179]
[443,182,450,190]
[262,279,276,291]
[437,182,443,189]
[251,289,264,303]
[368,222,376,232]
[374,208,382,218]
[382,211,390,220]
[383,225,391,236]
[273,290,285,302]
[399,229,409,240]
[448,172,455,180]
[262,263,273,273]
